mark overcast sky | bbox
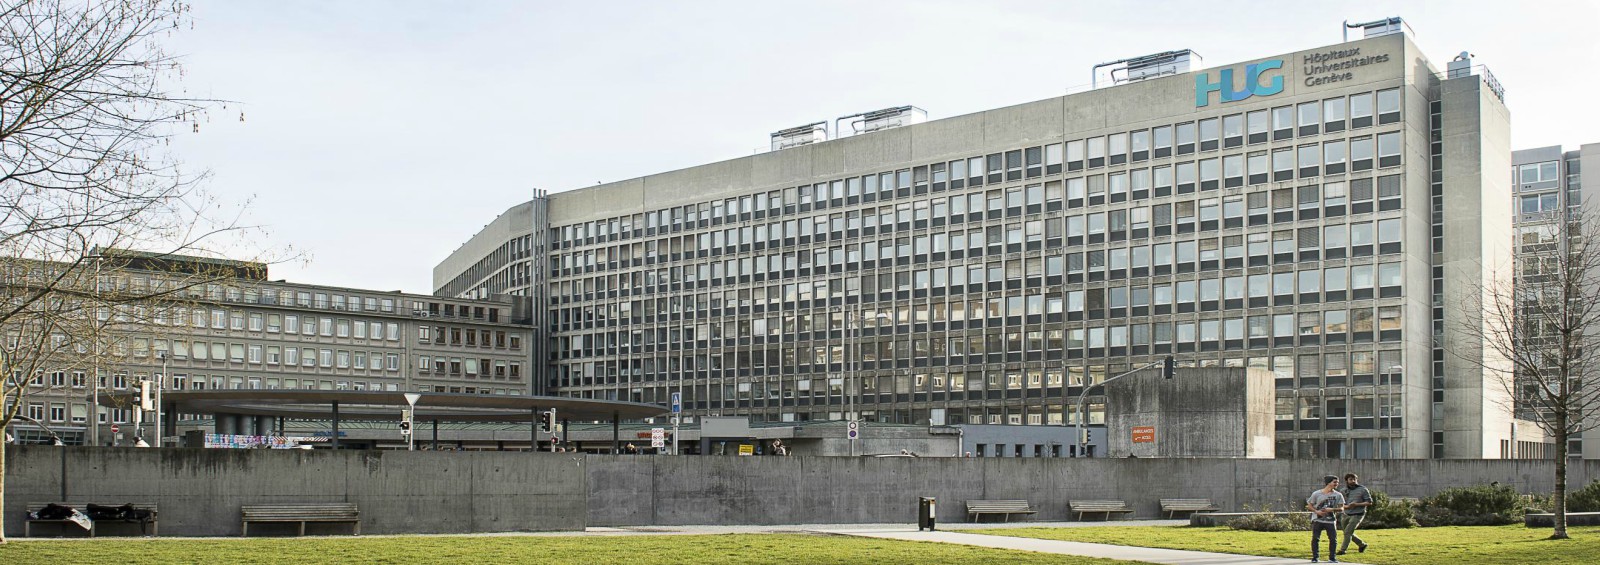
[165,0,1600,294]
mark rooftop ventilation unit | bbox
[1343,17,1411,41]
[770,122,827,151]
[855,105,926,134]
[1091,50,1200,89]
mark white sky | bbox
[165,0,1600,293]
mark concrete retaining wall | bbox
[587,457,1600,526]
[9,446,1599,535]
[3,446,587,537]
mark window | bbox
[1247,110,1269,144]
[1297,101,1320,133]
[1376,88,1401,124]
[1324,140,1347,174]
[1377,132,1401,168]
[1222,114,1243,146]
[1350,92,1374,128]
[1318,98,1344,132]
[1519,161,1561,184]
[1350,137,1374,171]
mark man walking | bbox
[1339,473,1372,555]
[1306,475,1346,563]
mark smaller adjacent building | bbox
[1511,143,1599,460]
[3,249,538,446]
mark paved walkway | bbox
[816,526,1367,565]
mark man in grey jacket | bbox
[1306,475,1346,563]
[1339,473,1372,555]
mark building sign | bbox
[1302,47,1390,87]
[1195,59,1283,107]
[1131,426,1156,443]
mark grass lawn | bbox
[0,532,1136,565]
[973,524,1600,564]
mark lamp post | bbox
[1073,356,1174,457]
[88,250,103,447]
[153,351,168,447]
[846,307,889,456]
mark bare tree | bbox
[0,0,271,543]
[1458,205,1600,540]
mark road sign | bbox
[670,392,682,414]
[651,427,665,449]
[1132,426,1155,443]
[110,424,120,434]
[847,420,859,440]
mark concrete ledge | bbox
[1190,512,1297,527]
[1525,512,1600,527]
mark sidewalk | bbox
[817,526,1368,565]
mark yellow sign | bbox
[738,444,755,456]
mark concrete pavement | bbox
[817,526,1368,565]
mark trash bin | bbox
[918,496,937,531]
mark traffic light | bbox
[1162,355,1176,379]
[539,409,555,432]
[400,409,413,436]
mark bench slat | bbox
[241,504,360,537]
[966,499,1037,522]
[1070,500,1134,521]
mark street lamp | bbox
[153,351,168,448]
[1073,356,1174,457]
[845,307,890,456]
[13,414,67,445]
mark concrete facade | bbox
[1104,367,1274,458]
[436,31,1517,459]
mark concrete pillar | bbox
[216,413,236,435]
[331,401,340,449]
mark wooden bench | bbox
[1160,498,1220,519]
[241,503,360,536]
[1070,499,1135,521]
[25,502,157,537]
[965,499,1038,522]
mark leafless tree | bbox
[0,0,274,543]
[1458,205,1600,540]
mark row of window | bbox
[551,210,1405,310]
[552,89,1405,249]
[416,355,523,379]
[552,152,1404,280]
[555,306,1406,378]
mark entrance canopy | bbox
[99,390,667,422]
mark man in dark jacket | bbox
[1339,473,1372,555]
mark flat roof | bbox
[99,390,666,422]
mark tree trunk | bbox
[1553,412,1569,540]
[1,442,8,544]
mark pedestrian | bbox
[771,439,788,456]
[1306,474,1346,563]
[1339,473,1371,555]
